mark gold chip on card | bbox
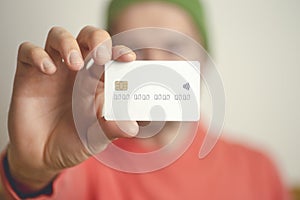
[115,81,128,91]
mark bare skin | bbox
[110,2,202,49]
[3,1,203,196]
[6,26,139,195]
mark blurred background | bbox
[0,0,299,192]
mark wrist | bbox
[6,146,59,196]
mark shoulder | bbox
[208,137,289,199]
[211,137,279,174]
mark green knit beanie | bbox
[106,0,209,50]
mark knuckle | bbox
[48,26,64,37]
[18,42,44,63]
[48,26,77,52]
[81,25,94,32]
[59,36,76,49]
[18,42,31,55]
[48,26,74,43]
[90,29,111,41]
[28,46,43,61]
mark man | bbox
[0,0,289,199]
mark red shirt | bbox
[0,126,289,200]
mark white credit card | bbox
[103,61,200,121]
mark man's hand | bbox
[6,26,138,195]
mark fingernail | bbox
[118,47,131,56]
[42,59,56,73]
[116,121,139,137]
[69,50,84,68]
[127,52,136,59]
[118,47,135,59]
[94,45,111,65]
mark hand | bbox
[6,26,138,194]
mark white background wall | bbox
[0,0,299,186]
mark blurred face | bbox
[110,1,203,60]
[109,2,204,141]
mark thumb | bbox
[87,120,139,154]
